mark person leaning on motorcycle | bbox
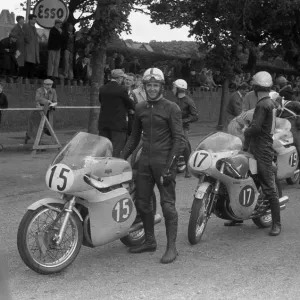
[120,68,185,264]
[242,71,282,236]
[172,79,199,178]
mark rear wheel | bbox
[120,193,157,247]
[286,169,300,185]
[188,186,213,245]
[252,180,282,228]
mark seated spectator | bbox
[26,79,58,143]
[0,82,8,124]
[75,56,89,83]
[0,33,18,78]
[206,69,218,88]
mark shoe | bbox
[224,220,243,226]
[160,217,178,264]
[269,198,281,236]
[269,222,281,236]
[129,212,157,253]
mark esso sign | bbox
[33,0,69,29]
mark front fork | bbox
[206,163,225,215]
[53,196,76,245]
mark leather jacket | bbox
[244,92,277,164]
[175,96,199,130]
[122,97,185,169]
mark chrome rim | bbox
[128,228,145,240]
[26,207,79,268]
[291,171,300,182]
[260,213,272,224]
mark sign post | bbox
[33,0,69,29]
[26,0,31,22]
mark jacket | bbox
[279,85,294,101]
[227,91,243,118]
[242,91,257,111]
[0,92,8,124]
[122,97,185,168]
[98,81,135,132]
[23,23,40,64]
[48,27,62,51]
[35,87,58,107]
[75,61,88,81]
[0,37,18,71]
[10,24,25,67]
[244,92,276,164]
[175,95,199,129]
[132,86,147,103]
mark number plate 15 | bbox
[189,150,212,172]
[45,164,75,192]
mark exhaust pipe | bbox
[129,214,162,233]
[294,169,300,175]
[264,196,289,214]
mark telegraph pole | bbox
[26,0,31,21]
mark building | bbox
[0,9,49,41]
[125,40,154,52]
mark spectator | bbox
[10,16,25,77]
[129,56,141,74]
[98,69,135,157]
[225,82,250,129]
[62,23,75,80]
[0,33,18,77]
[26,79,58,143]
[134,74,143,89]
[124,73,137,136]
[47,20,63,80]
[206,69,218,88]
[132,80,147,103]
[213,70,223,86]
[277,76,294,101]
[108,52,118,70]
[104,62,111,84]
[75,56,89,83]
[23,14,39,79]
[0,82,8,124]
[181,58,192,83]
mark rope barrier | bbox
[0,106,100,111]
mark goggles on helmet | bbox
[143,74,164,83]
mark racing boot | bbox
[224,220,244,226]
[129,212,157,253]
[269,198,281,236]
[160,217,178,264]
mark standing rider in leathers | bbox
[243,71,282,236]
[121,68,185,264]
[172,79,199,178]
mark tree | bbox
[143,0,300,128]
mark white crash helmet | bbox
[142,68,165,84]
[252,71,273,88]
[173,79,188,90]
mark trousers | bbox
[136,158,178,222]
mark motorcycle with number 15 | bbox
[17,132,160,275]
[187,132,289,245]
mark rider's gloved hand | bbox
[160,170,173,186]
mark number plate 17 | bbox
[189,150,212,172]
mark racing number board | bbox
[239,185,255,207]
[112,199,133,223]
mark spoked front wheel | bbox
[17,204,83,275]
[188,186,213,245]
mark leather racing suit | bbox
[244,92,281,228]
[122,97,184,216]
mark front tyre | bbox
[17,204,83,275]
[286,169,300,185]
[188,186,213,245]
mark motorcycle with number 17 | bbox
[187,132,289,245]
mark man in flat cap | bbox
[26,79,58,142]
[47,19,63,80]
[98,69,136,157]
[0,32,18,77]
